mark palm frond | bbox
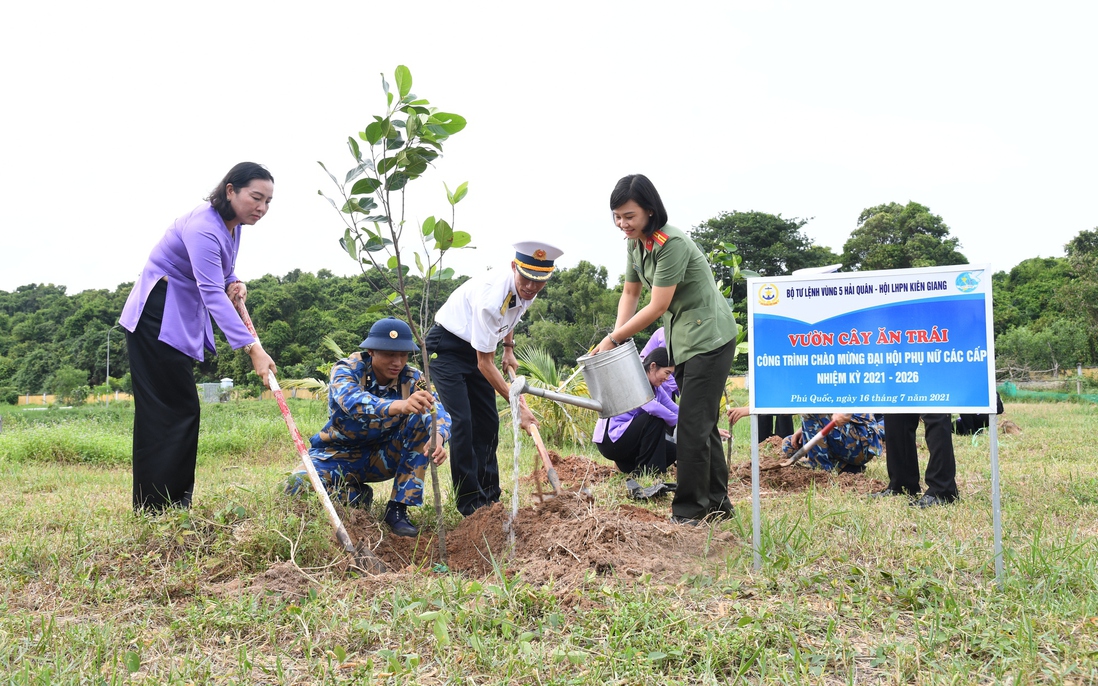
[320,335,346,359]
[280,376,330,397]
[512,343,596,446]
[516,345,560,386]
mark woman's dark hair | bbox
[207,162,274,221]
[609,174,668,235]
[642,346,673,371]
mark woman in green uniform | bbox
[591,174,738,525]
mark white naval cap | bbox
[512,241,564,282]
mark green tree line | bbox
[2,202,1096,403]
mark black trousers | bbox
[425,325,501,516]
[672,339,737,519]
[758,414,794,441]
[126,280,201,510]
[883,413,958,499]
[595,411,677,476]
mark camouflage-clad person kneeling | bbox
[286,317,451,537]
[782,413,883,472]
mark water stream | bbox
[506,375,526,549]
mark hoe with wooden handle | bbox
[777,418,839,468]
[235,298,386,574]
[508,372,564,499]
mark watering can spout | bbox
[515,379,604,414]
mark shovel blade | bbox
[349,542,387,574]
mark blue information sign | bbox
[747,265,996,413]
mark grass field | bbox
[0,398,1095,684]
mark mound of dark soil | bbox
[339,494,734,594]
[728,458,886,496]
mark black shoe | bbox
[869,487,906,498]
[913,493,955,509]
[670,515,704,527]
[344,484,374,510]
[384,501,420,537]
[626,479,672,500]
[707,500,734,521]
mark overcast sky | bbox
[2,1,1095,295]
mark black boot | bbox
[383,501,419,537]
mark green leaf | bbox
[317,161,339,187]
[434,219,454,250]
[123,651,141,674]
[363,235,391,252]
[405,114,419,140]
[433,617,451,646]
[380,73,389,94]
[387,255,400,269]
[351,178,381,195]
[364,121,384,146]
[646,651,668,662]
[347,137,361,162]
[409,146,438,162]
[318,190,338,210]
[377,157,398,175]
[344,160,374,184]
[385,136,404,151]
[451,181,469,204]
[408,99,430,106]
[333,645,347,662]
[416,610,440,622]
[450,231,472,248]
[363,215,390,223]
[386,292,405,306]
[422,216,436,237]
[387,91,393,107]
[434,267,455,281]
[414,251,424,274]
[386,173,410,191]
[394,65,412,99]
[427,112,467,135]
[343,229,356,260]
[444,181,454,205]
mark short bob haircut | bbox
[642,346,673,371]
[208,162,275,222]
[609,174,668,236]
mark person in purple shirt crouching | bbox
[593,347,678,476]
[119,162,277,511]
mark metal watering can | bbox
[511,339,654,418]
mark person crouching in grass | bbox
[285,317,450,537]
[782,413,883,472]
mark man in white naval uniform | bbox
[426,241,562,516]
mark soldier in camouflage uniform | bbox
[782,413,883,472]
[286,317,451,537]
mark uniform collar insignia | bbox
[645,229,669,251]
[500,293,517,315]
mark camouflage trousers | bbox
[781,414,883,471]
[288,412,435,507]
